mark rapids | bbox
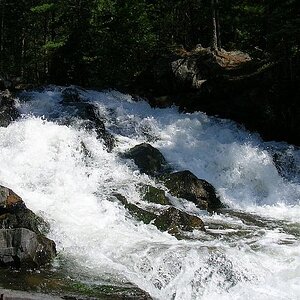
[0,86,299,299]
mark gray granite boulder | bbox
[0,185,56,268]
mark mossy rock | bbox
[123,143,170,176]
[162,170,223,211]
[154,207,205,234]
[114,193,157,224]
[114,193,205,238]
[0,268,152,299]
[140,185,171,206]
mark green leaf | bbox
[31,3,55,14]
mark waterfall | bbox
[0,86,299,299]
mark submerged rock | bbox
[162,170,223,211]
[140,185,171,205]
[123,143,169,176]
[0,90,19,127]
[154,207,205,234]
[114,193,157,224]
[114,193,205,236]
[77,103,115,151]
[61,86,86,103]
[0,185,56,268]
[61,92,115,151]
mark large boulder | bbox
[0,185,56,268]
[122,144,223,211]
[123,143,169,176]
[0,185,47,234]
[162,170,223,211]
[0,90,19,127]
[0,228,56,268]
[0,185,23,208]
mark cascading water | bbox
[0,86,299,299]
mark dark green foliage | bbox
[0,0,299,86]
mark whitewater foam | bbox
[0,87,299,299]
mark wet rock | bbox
[0,209,47,236]
[162,170,223,211]
[63,100,115,151]
[0,289,63,300]
[0,228,56,268]
[154,207,205,234]
[114,193,157,224]
[79,141,92,159]
[0,90,20,127]
[123,143,169,176]
[140,185,171,205]
[0,185,56,268]
[114,193,205,237]
[61,87,84,103]
[77,103,115,150]
[0,185,48,234]
[0,273,153,300]
[0,185,23,209]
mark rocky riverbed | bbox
[0,86,299,299]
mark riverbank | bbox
[2,48,299,147]
[129,47,300,146]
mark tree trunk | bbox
[211,0,221,51]
[21,33,25,77]
[216,0,221,49]
[211,0,218,51]
[0,0,4,69]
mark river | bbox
[0,86,299,299]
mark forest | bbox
[1,2,300,299]
[0,0,299,88]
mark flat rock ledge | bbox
[0,289,62,300]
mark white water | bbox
[0,86,299,299]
